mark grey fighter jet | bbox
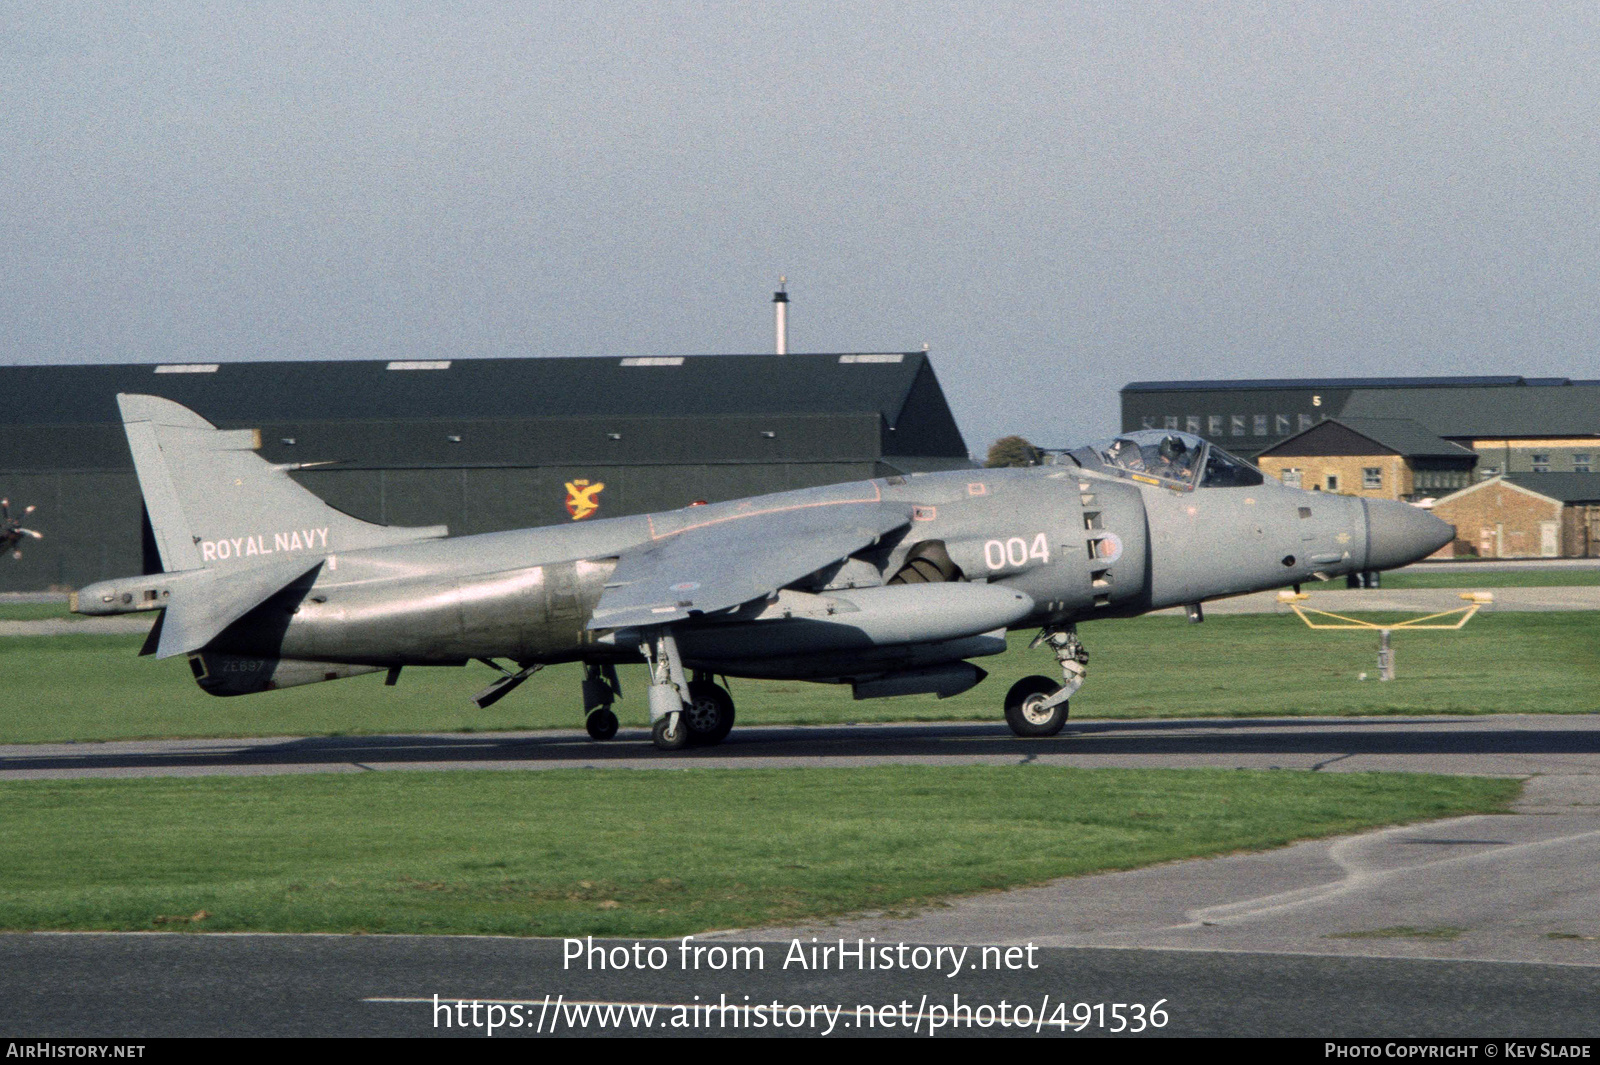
[73,395,1454,750]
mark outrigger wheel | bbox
[1004,675,1068,737]
[585,707,619,741]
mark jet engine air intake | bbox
[888,540,962,585]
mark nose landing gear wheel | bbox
[585,707,619,741]
[683,680,735,746]
[1004,675,1068,737]
[652,712,689,751]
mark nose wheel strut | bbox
[1005,624,1088,737]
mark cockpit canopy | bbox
[1069,430,1264,489]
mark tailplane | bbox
[118,393,447,572]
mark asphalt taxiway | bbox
[4,931,1598,1037]
[3,713,1598,779]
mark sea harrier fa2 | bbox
[74,395,1454,751]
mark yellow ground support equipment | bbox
[1277,590,1493,681]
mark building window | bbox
[1164,416,1179,430]
[1326,474,1340,492]
[1232,415,1247,437]
[1275,414,1291,435]
[1532,453,1551,473]
[1141,416,1156,429]
[1574,453,1591,473]
[1281,468,1302,487]
[1299,413,1314,430]
[1363,467,1382,489]
[1209,415,1225,437]
[1253,414,1269,436]
[1186,415,1202,434]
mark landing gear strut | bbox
[1004,624,1089,738]
[581,640,738,751]
[641,629,692,751]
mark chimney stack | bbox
[773,277,788,355]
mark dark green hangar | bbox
[1121,376,1600,465]
[0,352,971,592]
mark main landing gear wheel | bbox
[683,680,735,747]
[652,712,689,751]
[585,707,619,741]
[1005,675,1068,737]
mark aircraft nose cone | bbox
[1363,499,1456,571]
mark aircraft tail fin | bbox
[118,393,447,572]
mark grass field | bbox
[1378,569,1600,589]
[2,611,1596,744]
[0,766,1520,936]
[0,602,74,621]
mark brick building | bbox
[1429,474,1600,558]
[1254,418,1478,502]
[1120,375,1600,466]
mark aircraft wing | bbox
[588,502,911,630]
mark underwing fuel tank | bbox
[657,582,1036,663]
[852,662,987,701]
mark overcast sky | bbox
[4,2,1599,451]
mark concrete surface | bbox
[730,775,1600,969]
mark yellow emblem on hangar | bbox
[565,478,605,520]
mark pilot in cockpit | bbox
[1158,435,1196,483]
[1106,437,1143,471]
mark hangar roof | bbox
[1122,376,1542,393]
[0,353,970,470]
[1121,375,1600,441]
[1257,418,1478,461]
[1337,386,1600,439]
[1503,473,1600,505]
[0,352,942,426]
